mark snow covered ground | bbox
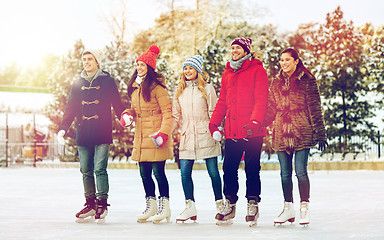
[1,167,383,240]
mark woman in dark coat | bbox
[263,48,327,226]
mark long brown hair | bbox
[174,71,209,99]
[127,64,166,102]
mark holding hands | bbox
[120,109,136,127]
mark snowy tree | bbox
[197,38,227,93]
[304,6,378,153]
[157,58,177,97]
[103,39,137,158]
[362,24,384,95]
[45,40,85,160]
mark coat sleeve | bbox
[306,76,327,142]
[263,80,278,127]
[210,73,227,126]
[59,81,80,132]
[156,86,173,136]
[206,84,218,119]
[109,78,125,119]
[250,66,269,123]
[171,95,181,134]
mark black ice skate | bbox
[215,200,236,226]
[75,197,96,223]
[95,198,110,224]
[245,200,259,227]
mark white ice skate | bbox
[274,201,295,226]
[215,199,236,226]
[299,202,309,227]
[152,197,171,224]
[95,199,109,224]
[176,199,197,223]
[137,196,157,223]
[245,200,259,227]
[75,198,96,223]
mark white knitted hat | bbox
[83,49,103,65]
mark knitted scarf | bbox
[81,69,103,82]
[229,53,252,72]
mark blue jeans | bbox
[78,144,110,200]
[223,137,263,204]
[139,161,169,198]
[277,149,310,202]
[180,157,223,201]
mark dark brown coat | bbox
[264,69,326,153]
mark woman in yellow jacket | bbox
[120,45,173,223]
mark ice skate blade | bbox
[153,217,171,224]
[300,222,309,227]
[248,221,258,227]
[274,217,295,226]
[96,218,106,224]
[176,219,198,224]
[176,216,197,223]
[75,216,95,223]
[216,219,233,226]
[137,219,152,223]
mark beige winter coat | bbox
[172,81,221,159]
[125,81,173,162]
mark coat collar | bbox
[225,58,263,73]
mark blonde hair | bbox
[175,71,209,99]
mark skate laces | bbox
[300,207,308,218]
[216,200,225,212]
[142,198,151,214]
[220,201,234,215]
[247,201,258,215]
[79,205,93,214]
[156,198,164,214]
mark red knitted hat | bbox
[136,45,160,70]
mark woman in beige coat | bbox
[120,45,173,224]
[172,55,223,223]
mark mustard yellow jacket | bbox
[125,81,173,162]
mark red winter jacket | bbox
[210,58,269,139]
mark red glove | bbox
[209,124,223,142]
[120,113,133,127]
[243,121,261,137]
[149,131,168,148]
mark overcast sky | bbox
[0,0,383,67]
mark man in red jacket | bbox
[209,37,269,226]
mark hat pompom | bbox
[148,45,160,57]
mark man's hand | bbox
[243,121,261,137]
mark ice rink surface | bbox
[1,167,383,240]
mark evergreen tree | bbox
[157,58,177,97]
[45,40,85,160]
[305,6,377,153]
[103,39,136,158]
[197,38,227,93]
